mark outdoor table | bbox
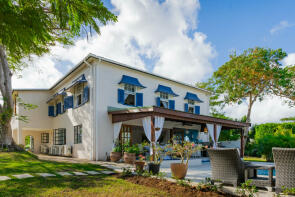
[244,163,275,191]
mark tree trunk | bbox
[242,97,253,157]
[0,45,13,145]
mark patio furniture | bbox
[207,148,250,187]
[273,147,295,193]
[244,163,275,191]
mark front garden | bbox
[0,151,234,197]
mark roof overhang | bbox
[108,106,251,129]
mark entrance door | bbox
[120,125,132,146]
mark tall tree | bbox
[197,47,295,152]
[0,0,117,144]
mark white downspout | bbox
[83,59,96,160]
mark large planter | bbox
[148,163,160,175]
[135,161,145,172]
[124,152,136,164]
[110,152,122,162]
[170,163,188,179]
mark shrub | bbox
[218,129,240,141]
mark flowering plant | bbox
[166,139,202,165]
[138,154,145,161]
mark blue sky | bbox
[197,0,295,69]
[13,0,295,123]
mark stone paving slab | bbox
[0,176,11,181]
[100,170,115,175]
[36,173,56,177]
[13,174,34,179]
[57,172,73,176]
[85,171,101,175]
[72,172,87,176]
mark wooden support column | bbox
[213,124,217,148]
[151,115,155,161]
[240,129,244,158]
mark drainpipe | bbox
[83,59,96,160]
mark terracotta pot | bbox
[148,163,160,175]
[135,161,145,172]
[110,152,122,162]
[124,152,136,164]
[170,163,188,179]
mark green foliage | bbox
[218,129,240,141]
[282,186,295,195]
[176,178,191,187]
[121,167,133,178]
[236,180,258,197]
[197,47,295,123]
[0,0,117,68]
[246,123,295,161]
[124,144,140,154]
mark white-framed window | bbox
[188,100,195,113]
[159,92,169,108]
[53,128,66,145]
[74,83,84,107]
[74,125,82,144]
[124,84,136,106]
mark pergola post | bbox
[151,115,155,161]
[213,124,217,148]
[240,129,244,158]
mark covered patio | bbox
[108,106,251,157]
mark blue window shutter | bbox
[169,100,175,110]
[64,96,73,109]
[57,103,61,115]
[195,106,200,115]
[118,89,125,104]
[48,106,54,117]
[136,93,143,107]
[184,103,188,112]
[83,86,89,103]
[156,97,161,107]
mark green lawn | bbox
[0,152,170,197]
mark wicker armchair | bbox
[208,148,248,187]
[272,148,295,193]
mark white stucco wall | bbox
[94,60,211,160]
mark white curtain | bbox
[216,125,222,146]
[142,116,152,155]
[154,116,165,142]
[142,116,152,142]
[113,122,122,147]
[206,124,216,148]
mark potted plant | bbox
[110,143,122,162]
[167,140,202,179]
[135,155,145,172]
[124,144,139,164]
[147,144,166,175]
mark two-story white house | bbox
[11,54,250,160]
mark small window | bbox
[75,83,84,107]
[74,125,82,144]
[124,84,136,106]
[120,125,132,146]
[160,92,168,100]
[188,100,195,105]
[54,128,66,145]
[41,133,49,143]
[160,100,169,108]
[187,100,195,113]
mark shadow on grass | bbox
[0,175,114,197]
[0,152,107,176]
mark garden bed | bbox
[121,175,236,197]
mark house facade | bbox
[11,54,250,161]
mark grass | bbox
[0,151,170,197]
[243,156,267,162]
[0,151,106,176]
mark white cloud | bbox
[223,96,295,124]
[283,53,295,66]
[270,20,294,35]
[12,0,216,89]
